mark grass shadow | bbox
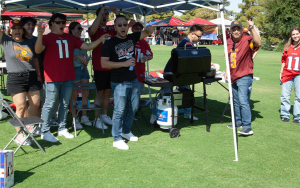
[14,170,35,184]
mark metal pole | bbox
[217,4,219,36]
[220,4,238,162]
[86,13,93,76]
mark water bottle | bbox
[128,53,134,71]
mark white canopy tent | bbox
[1,0,239,161]
[210,17,232,27]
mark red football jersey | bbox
[89,26,116,71]
[281,45,300,83]
[42,33,84,82]
[134,40,153,82]
[226,30,231,39]
[227,35,255,84]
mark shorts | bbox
[172,37,178,42]
[94,70,111,91]
[7,71,42,95]
[73,66,90,83]
[139,82,145,95]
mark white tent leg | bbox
[220,4,238,162]
[86,13,93,77]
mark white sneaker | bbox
[32,125,41,136]
[57,129,74,139]
[113,140,129,150]
[15,133,32,145]
[150,114,157,124]
[75,119,83,129]
[81,116,92,126]
[102,115,112,125]
[121,132,138,141]
[95,119,108,129]
[184,115,199,120]
[41,132,59,142]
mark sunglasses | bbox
[78,27,83,31]
[117,22,128,27]
[193,33,202,38]
[54,21,66,25]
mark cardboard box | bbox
[0,150,14,188]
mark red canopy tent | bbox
[152,16,191,27]
[2,12,83,20]
[186,18,217,26]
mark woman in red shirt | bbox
[280,27,300,123]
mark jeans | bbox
[232,74,253,129]
[152,85,191,116]
[111,79,140,142]
[41,80,73,133]
[280,74,300,120]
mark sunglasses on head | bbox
[54,21,66,25]
[117,22,128,27]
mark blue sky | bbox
[227,0,243,13]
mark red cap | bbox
[9,19,23,28]
[132,22,144,29]
[243,27,249,34]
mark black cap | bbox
[230,21,242,30]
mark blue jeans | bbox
[280,74,300,120]
[111,79,140,142]
[152,85,191,116]
[232,74,253,129]
[41,80,73,133]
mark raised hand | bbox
[247,20,254,30]
[110,6,119,15]
[37,22,45,35]
[128,20,136,27]
[100,33,111,43]
[145,25,154,35]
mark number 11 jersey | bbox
[281,45,300,83]
[42,33,84,82]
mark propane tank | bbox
[156,96,178,129]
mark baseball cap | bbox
[9,19,24,28]
[230,21,242,30]
[243,27,249,34]
[132,22,144,29]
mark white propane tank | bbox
[156,96,178,129]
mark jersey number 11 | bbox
[56,40,69,59]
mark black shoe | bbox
[237,127,253,135]
[227,124,242,129]
[281,118,289,123]
[134,114,141,121]
[293,119,300,124]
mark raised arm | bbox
[80,34,110,51]
[35,22,45,54]
[247,20,261,48]
[140,25,154,41]
[101,57,135,69]
[89,7,108,36]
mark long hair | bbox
[68,22,80,35]
[284,27,300,51]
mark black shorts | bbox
[94,70,111,91]
[7,71,42,95]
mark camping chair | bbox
[145,60,153,109]
[0,92,46,155]
[133,100,151,135]
[71,83,104,137]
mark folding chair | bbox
[133,100,151,135]
[0,92,46,155]
[71,83,104,137]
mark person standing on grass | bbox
[101,15,154,150]
[131,22,153,120]
[280,27,300,124]
[69,21,92,129]
[225,20,261,136]
[88,6,119,129]
[35,13,108,143]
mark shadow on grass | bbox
[14,170,35,184]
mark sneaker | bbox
[184,115,199,120]
[134,114,141,121]
[282,118,289,123]
[113,140,129,150]
[95,119,108,129]
[32,125,41,136]
[121,132,138,141]
[293,119,300,124]
[75,119,83,129]
[150,114,157,124]
[81,116,92,126]
[41,132,59,142]
[15,133,32,145]
[227,124,242,129]
[102,115,112,125]
[237,127,253,135]
[58,129,74,139]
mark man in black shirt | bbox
[101,15,154,150]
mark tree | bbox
[146,12,174,22]
[235,0,264,27]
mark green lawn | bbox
[1,45,299,188]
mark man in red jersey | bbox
[35,13,109,143]
[226,28,231,39]
[225,20,261,136]
[132,22,153,120]
[88,6,119,129]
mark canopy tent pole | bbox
[86,13,93,76]
[220,4,238,162]
[216,4,219,36]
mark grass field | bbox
[1,45,299,188]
